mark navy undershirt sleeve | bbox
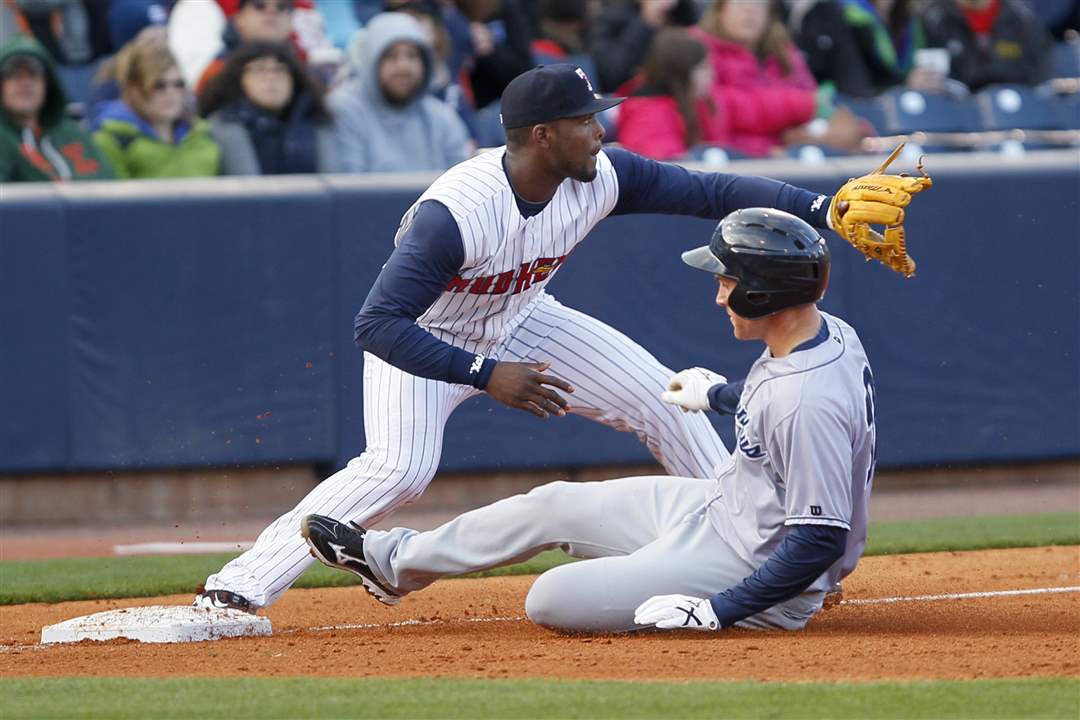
[707,380,744,415]
[708,524,847,628]
[606,147,831,228]
[353,200,497,388]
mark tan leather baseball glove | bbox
[829,144,933,277]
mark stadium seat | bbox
[1052,41,1080,78]
[878,88,983,134]
[977,84,1066,130]
[783,144,857,162]
[1057,94,1080,129]
[835,95,890,136]
[685,144,750,165]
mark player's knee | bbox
[525,566,591,632]
[395,461,438,503]
[524,572,564,629]
[351,451,439,502]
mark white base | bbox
[41,605,271,644]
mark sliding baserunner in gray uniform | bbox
[302,208,878,633]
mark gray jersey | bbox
[707,311,876,594]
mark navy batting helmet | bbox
[681,208,829,319]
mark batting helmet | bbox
[681,208,829,319]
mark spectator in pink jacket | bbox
[691,0,837,157]
[615,28,717,160]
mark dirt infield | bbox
[1,546,1077,683]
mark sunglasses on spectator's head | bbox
[152,78,185,91]
[248,0,293,12]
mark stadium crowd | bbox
[1,0,1077,182]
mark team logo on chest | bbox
[735,407,766,460]
[445,254,570,296]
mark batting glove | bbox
[634,594,720,631]
[660,368,727,413]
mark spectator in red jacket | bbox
[615,27,716,160]
[689,0,823,156]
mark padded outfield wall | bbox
[1,151,1077,475]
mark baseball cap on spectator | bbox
[0,53,45,78]
[500,64,623,129]
[237,0,295,10]
[109,0,169,50]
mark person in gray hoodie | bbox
[328,11,471,173]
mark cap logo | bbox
[575,67,593,93]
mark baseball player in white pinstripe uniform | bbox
[302,208,877,634]
[195,64,838,613]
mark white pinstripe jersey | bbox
[393,147,620,353]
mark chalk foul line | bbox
[838,585,1080,606]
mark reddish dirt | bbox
[1,546,1077,682]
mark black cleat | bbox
[192,586,256,614]
[300,514,401,606]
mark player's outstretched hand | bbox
[660,368,727,413]
[485,361,574,419]
[634,594,720,631]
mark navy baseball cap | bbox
[500,64,623,129]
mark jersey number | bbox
[863,365,877,487]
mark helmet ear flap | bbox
[728,284,776,319]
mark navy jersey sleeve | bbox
[707,379,744,415]
[708,523,847,628]
[353,200,497,388]
[606,147,831,228]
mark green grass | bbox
[1,677,1076,719]
[1,512,1076,605]
[863,512,1080,555]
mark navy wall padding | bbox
[3,182,339,471]
[2,156,1078,475]
[1,194,71,469]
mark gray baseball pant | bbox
[362,475,825,632]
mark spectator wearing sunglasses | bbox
[200,42,337,175]
[94,40,221,178]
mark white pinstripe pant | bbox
[204,294,730,608]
